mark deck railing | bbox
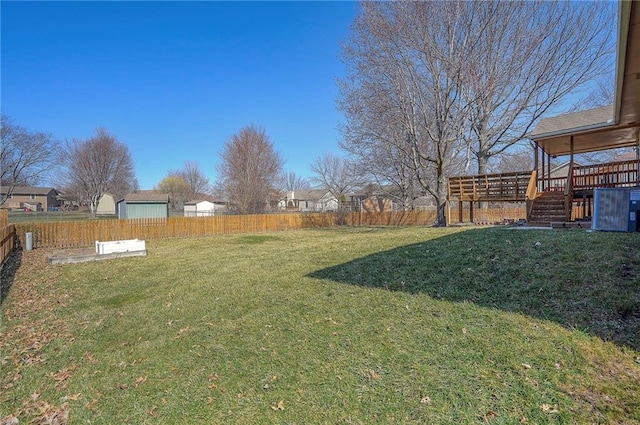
[536,159,639,194]
[447,171,532,202]
[573,159,639,191]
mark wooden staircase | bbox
[528,192,567,226]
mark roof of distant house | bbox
[184,198,226,206]
[187,194,226,204]
[0,186,59,195]
[292,189,330,200]
[614,150,639,161]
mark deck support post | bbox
[469,201,474,223]
[458,200,463,223]
[446,199,450,226]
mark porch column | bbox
[534,144,539,190]
[547,153,552,191]
[636,130,640,187]
[541,151,546,191]
[570,136,574,168]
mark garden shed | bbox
[117,191,169,219]
[96,193,116,216]
[184,200,216,217]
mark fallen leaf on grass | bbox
[52,365,77,390]
[324,317,339,325]
[270,400,285,411]
[86,399,99,410]
[484,410,498,420]
[420,396,431,404]
[134,376,148,387]
[82,351,98,364]
[30,402,69,425]
[147,405,158,417]
[540,404,559,414]
[1,415,19,425]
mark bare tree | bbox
[216,125,284,214]
[156,173,189,210]
[0,115,58,205]
[282,172,311,192]
[179,161,211,201]
[339,2,469,225]
[460,1,614,174]
[339,1,613,224]
[574,76,615,111]
[59,128,137,214]
[309,153,362,210]
[489,148,535,174]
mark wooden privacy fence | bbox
[14,208,526,250]
[16,214,320,249]
[0,224,17,267]
[0,210,16,267]
[0,210,8,228]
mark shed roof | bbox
[121,191,169,203]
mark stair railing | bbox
[525,170,537,222]
[563,162,574,221]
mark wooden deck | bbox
[447,171,532,202]
[448,158,640,224]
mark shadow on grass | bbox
[1,249,23,306]
[308,227,640,350]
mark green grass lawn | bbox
[1,226,639,424]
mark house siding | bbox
[0,188,61,211]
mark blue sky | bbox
[1,1,359,190]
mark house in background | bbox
[117,191,169,219]
[184,200,215,217]
[0,186,62,211]
[184,196,227,217]
[548,161,584,191]
[96,193,116,216]
[281,189,339,212]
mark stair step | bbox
[526,221,552,227]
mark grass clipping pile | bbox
[1,249,73,425]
